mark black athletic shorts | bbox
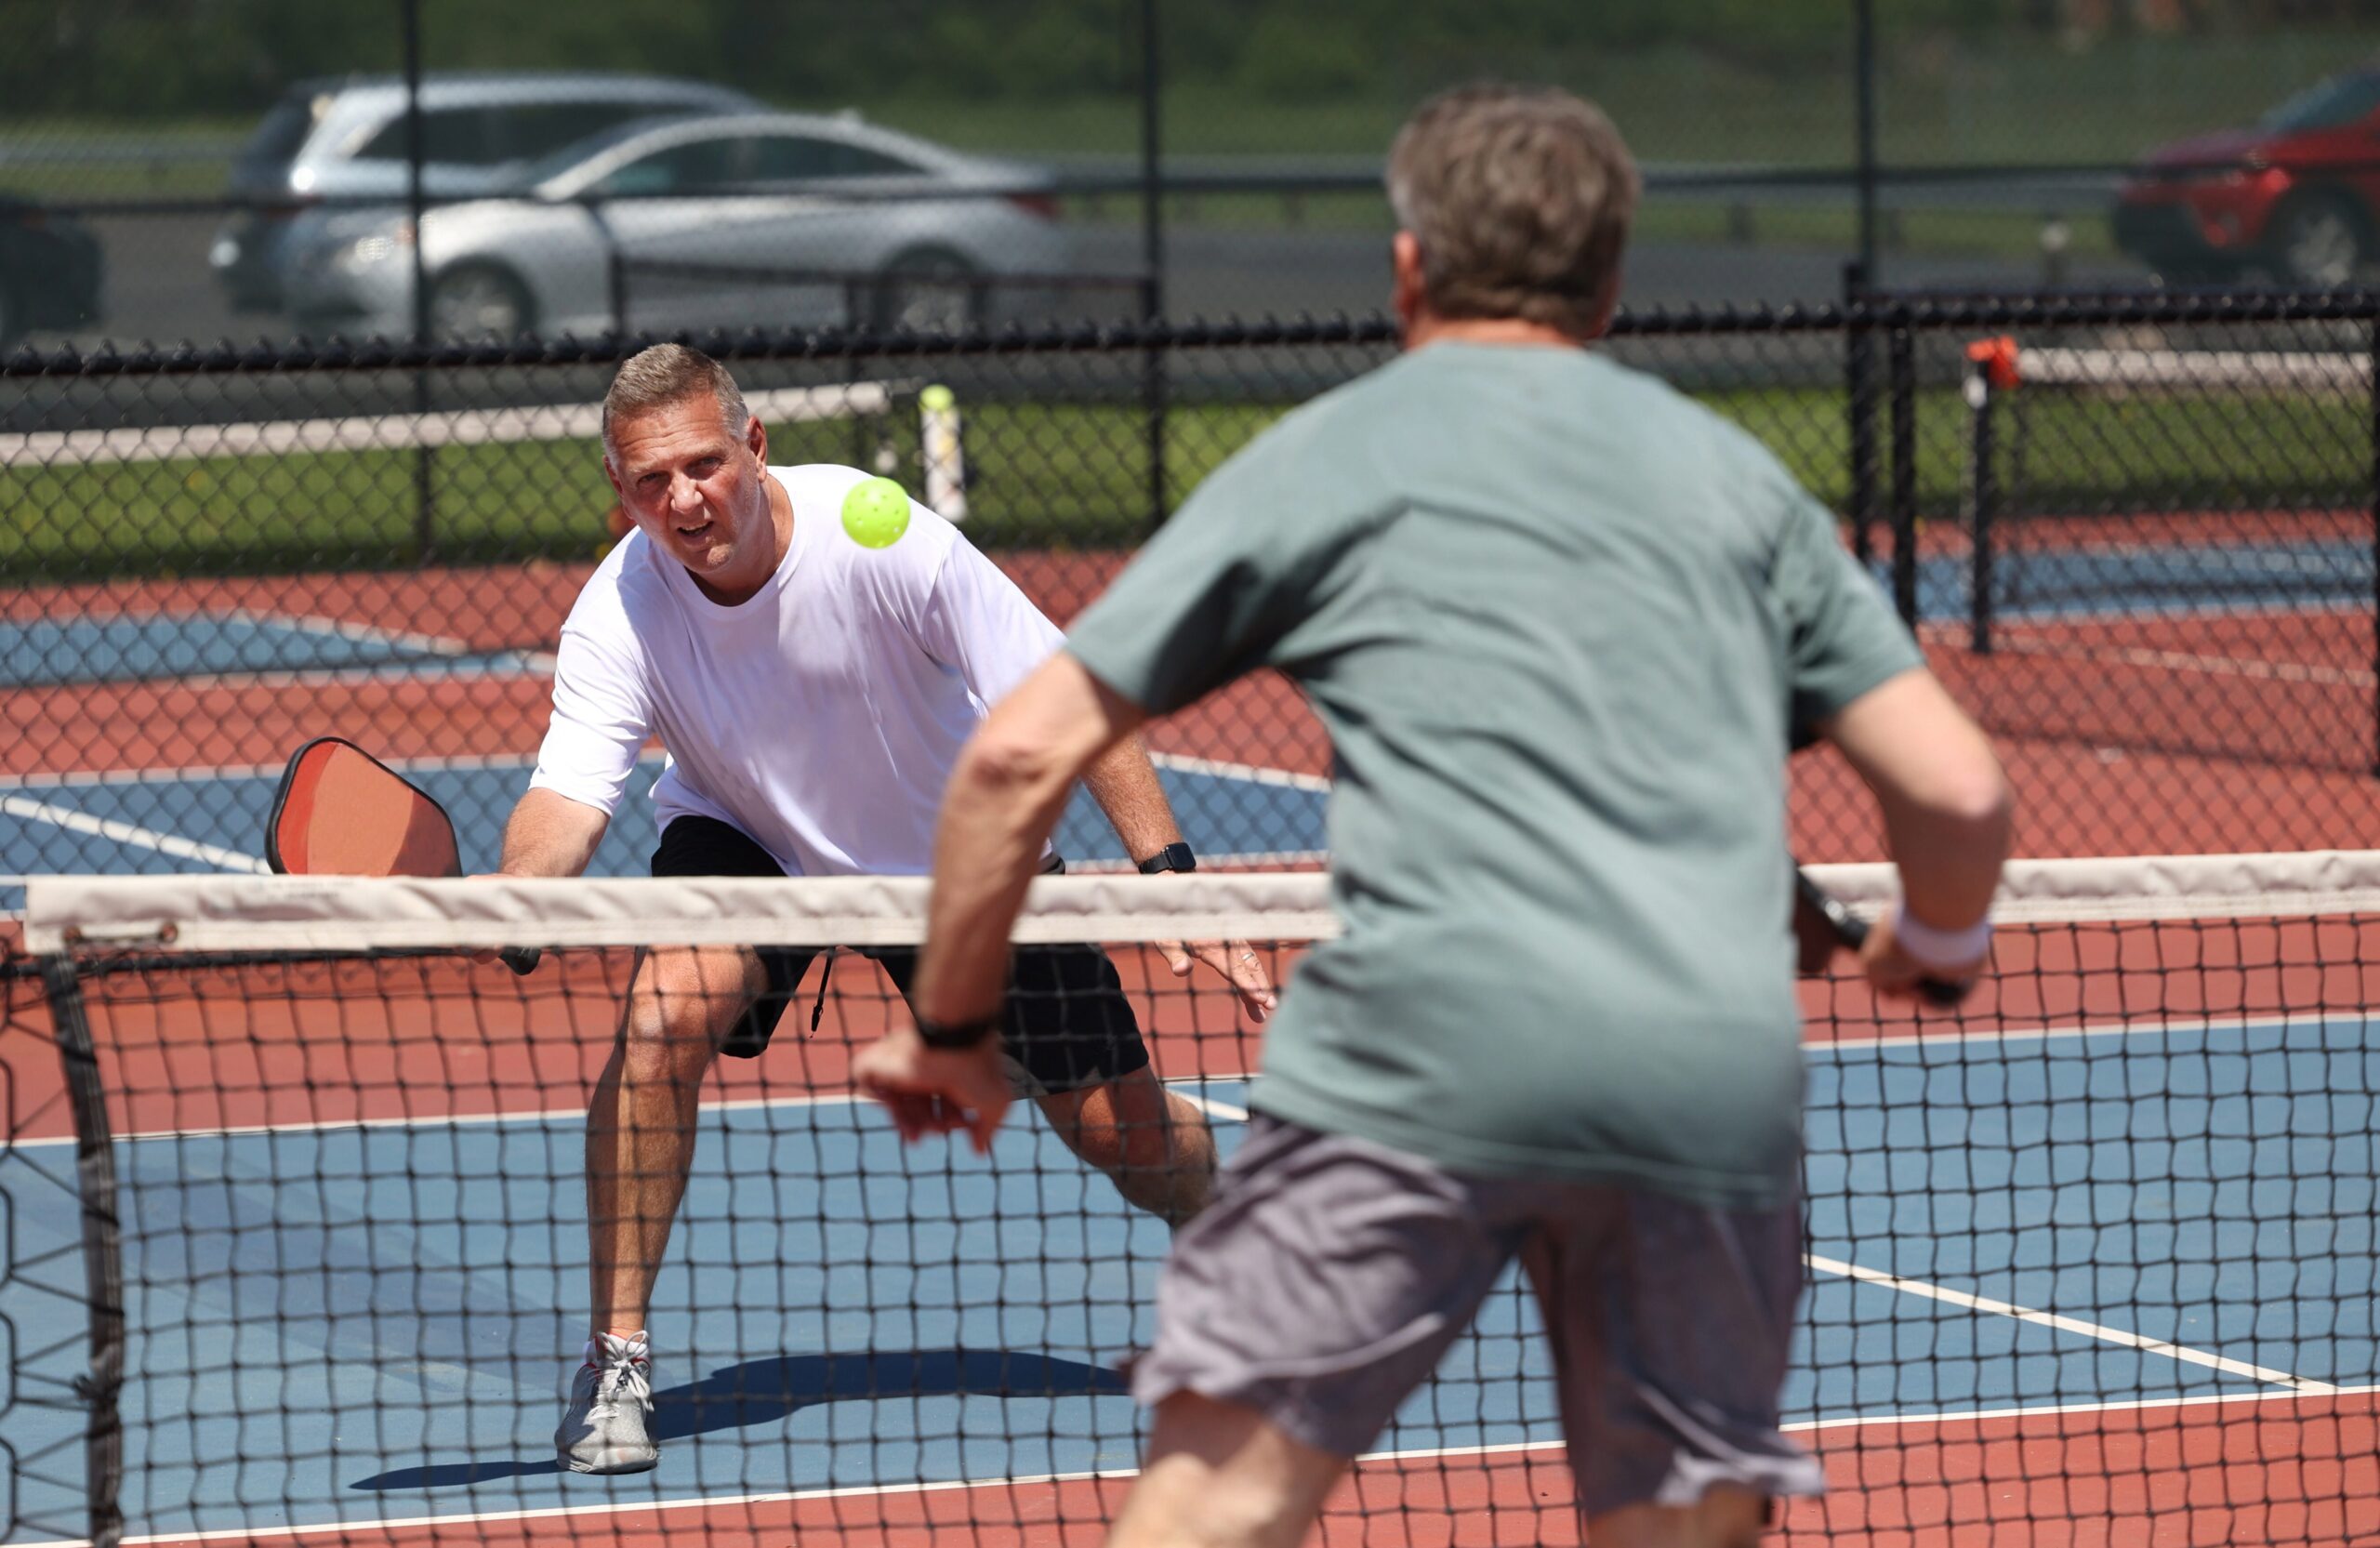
[650,814,1153,1094]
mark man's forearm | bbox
[1828,670,2013,930]
[914,655,1144,1025]
[497,787,609,878]
[1080,734,1183,864]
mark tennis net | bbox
[1947,334,2377,775]
[7,858,2380,1546]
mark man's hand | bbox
[1157,939,1277,1023]
[853,1027,1014,1154]
[1859,910,1983,1004]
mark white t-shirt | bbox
[529,464,1064,876]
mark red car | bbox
[2113,68,2380,288]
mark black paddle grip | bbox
[1793,870,1973,1008]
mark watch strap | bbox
[915,1011,1003,1050]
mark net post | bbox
[1887,324,1919,627]
[1965,350,1997,655]
[37,955,124,1548]
[1844,261,1876,566]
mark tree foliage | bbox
[3,0,2373,119]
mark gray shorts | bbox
[1130,1116,1825,1519]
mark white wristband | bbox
[1891,900,1991,971]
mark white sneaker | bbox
[555,1331,658,1475]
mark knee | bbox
[617,967,743,1086]
[1066,1085,1216,1173]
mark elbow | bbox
[1924,760,2015,848]
[951,724,1075,813]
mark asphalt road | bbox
[37,207,2143,354]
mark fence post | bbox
[403,0,435,562]
[1888,323,1919,628]
[39,957,124,1548]
[1132,0,1170,531]
[1965,356,1997,655]
[1853,0,1880,283]
[1844,261,1876,566]
[1138,0,1169,533]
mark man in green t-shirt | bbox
[854,84,2013,1548]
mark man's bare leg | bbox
[1037,1067,1218,1226]
[586,943,766,1333]
[1106,1392,1346,1548]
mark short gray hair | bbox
[1385,84,1640,339]
[601,343,752,461]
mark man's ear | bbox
[1391,230,1427,326]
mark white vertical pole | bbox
[920,383,967,522]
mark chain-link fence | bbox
[10,2,2380,353]
[4,291,2375,877]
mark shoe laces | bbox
[582,1331,652,1409]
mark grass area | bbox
[7,26,2375,202]
[3,382,2365,585]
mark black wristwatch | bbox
[1137,841,1197,875]
[916,1011,1003,1050]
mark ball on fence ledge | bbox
[841,476,913,549]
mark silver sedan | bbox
[283,112,1073,339]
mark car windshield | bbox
[2260,73,2380,132]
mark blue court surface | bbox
[1889,536,2373,624]
[0,1016,2372,1541]
[0,753,1330,913]
[0,614,539,688]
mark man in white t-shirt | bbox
[501,344,1276,1476]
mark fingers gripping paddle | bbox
[1792,867,1970,1008]
[266,737,540,974]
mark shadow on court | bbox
[350,1348,1128,1489]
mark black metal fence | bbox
[3,290,2377,875]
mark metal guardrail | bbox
[0,138,245,168]
[3,137,2131,214]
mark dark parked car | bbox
[0,195,102,347]
[2114,67,2380,288]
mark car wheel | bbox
[870,248,980,334]
[427,263,535,341]
[2269,192,2369,291]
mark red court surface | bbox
[18,1391,2367,1547]
[8,530,2380,1548]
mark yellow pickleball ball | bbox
[840,476,913,549]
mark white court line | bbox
[0,748,644,791]
[1813,1009,2368,1056]
[1989,635,2378,691]
[1149,750,1331,793]
[5,1073,1261,1150]
[0,793,270,875]
[1069,849,1329,873]
[15,1381,2374,1548]
[3,606,556,693]
[1913,599,2367,640]
[1807,1252,2337,1394]
[1174,1089,1250,1121]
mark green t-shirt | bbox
[1066,342,1921,1208]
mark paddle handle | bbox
[1793,871,1971,1008]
